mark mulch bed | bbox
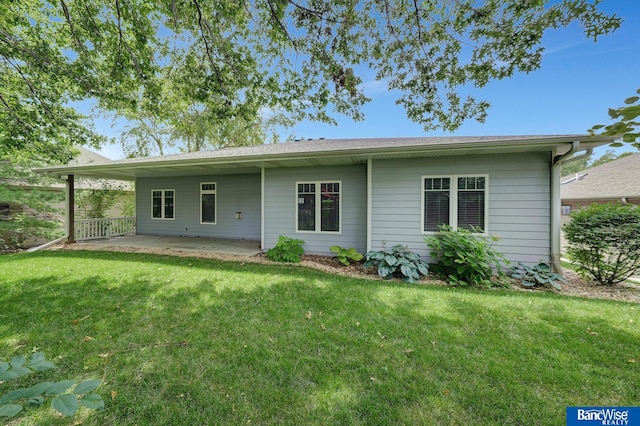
[32,243,640,304]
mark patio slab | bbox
[73,235,262,256]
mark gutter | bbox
[550,141,593,273]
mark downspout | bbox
[25,235,68,253]
[260,166,265,250]
[550,141,593,273]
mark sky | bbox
[93,1,640,161]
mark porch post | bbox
[66,174,75,244]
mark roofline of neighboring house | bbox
[562,196,640,202]
[35,134,620,180]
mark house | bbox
[561,152,640,218]
[37,135,617,270]
[0,147,132,220]
[1,147,132,247]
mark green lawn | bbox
[1,250,638,425]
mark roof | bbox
[70,147,113,166]
[37,135,618,180]
[561,152,640,201]
[2,146,115,190]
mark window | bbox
[151,189,175,219]
[422,175,487,233]
[200,182,217,224]
[297,181,340,233]
[561,205,571,216]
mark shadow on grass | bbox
[1,250,639,425]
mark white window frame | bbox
[295,180,342,234]
[200,182,217,225]
[421,175,489,235]
[151,189,175,220]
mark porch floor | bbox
[73,235,262,256]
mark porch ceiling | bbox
[36,135,618,181]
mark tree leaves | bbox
[590,89,640,147]
[0,352,103,419]
[51,394,79,417]
[1,0,623,155]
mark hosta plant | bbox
[510,262,566,291]
[330,245,364,266]
[364,245,429,283]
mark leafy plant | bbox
[510,262,566,291]
[330,245,364,266]
[266,235,305,263]
[563,202,640,285]
[364,245,429,283]
[0,352,103,418]
[426,225,508,287]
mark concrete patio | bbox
[71,235,263,256]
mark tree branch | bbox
[0,93,33,132]
[59,0,86,51]
[115,0,145,81]
[266,0,298,51]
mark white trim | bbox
[199,182,217,225]
[151,189,176,220]
[295,180,342,234]
[420,175,489,235]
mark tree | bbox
[1,0,622,157]
[590,89,640,148]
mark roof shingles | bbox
[561,153,640,200]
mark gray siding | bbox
[370,153,552,264]
[136,173,261,240]
[263,165,367,255]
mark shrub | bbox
[425,225,508,287]
[266,235,305,263]
[0,352,103,418]
[510,262,566,291]
[564,202,640,286]
[364,245,429,283]
[329,245,364,266]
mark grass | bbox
[0,250,638,425]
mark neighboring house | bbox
[0,147,130,220]
[561,152,640,218]
[38,135,617,269]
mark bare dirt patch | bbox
[52,243,640,303]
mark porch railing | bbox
[74,217,136,241]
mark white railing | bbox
[75,217,136,241]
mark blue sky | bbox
[94,1,640,160]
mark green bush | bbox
[0,352,103,418]
[425,225,508,287]
[510,262,566,291]
[266,235,305,263]
[330,245,364,266]
[563,202,640,286]
[364,245,429,283]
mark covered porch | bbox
[70,235,263,256]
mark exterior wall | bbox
[263,165,367,255]
[370,153,552,264]
[136,173,261,240]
